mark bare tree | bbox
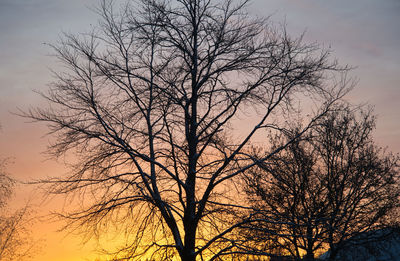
[0,159,38,261]
[242,106,400,261]
[26,0,350,260]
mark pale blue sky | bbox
[1,0,399,150]
[249,0,400,151]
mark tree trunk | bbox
[180,246,196,261]
[303,252,315,261]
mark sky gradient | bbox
[0,0,399,260]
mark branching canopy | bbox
[26,0,350,260]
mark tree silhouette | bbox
[242,106,400,260]
[0,158,38,261]
[26,0,350,260]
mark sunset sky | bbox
[0,0,399,260]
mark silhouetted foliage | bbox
[319,227,400,261]
[242,106,400,261]
[26,0,351,260]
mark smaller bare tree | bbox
[242,106,400,261]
